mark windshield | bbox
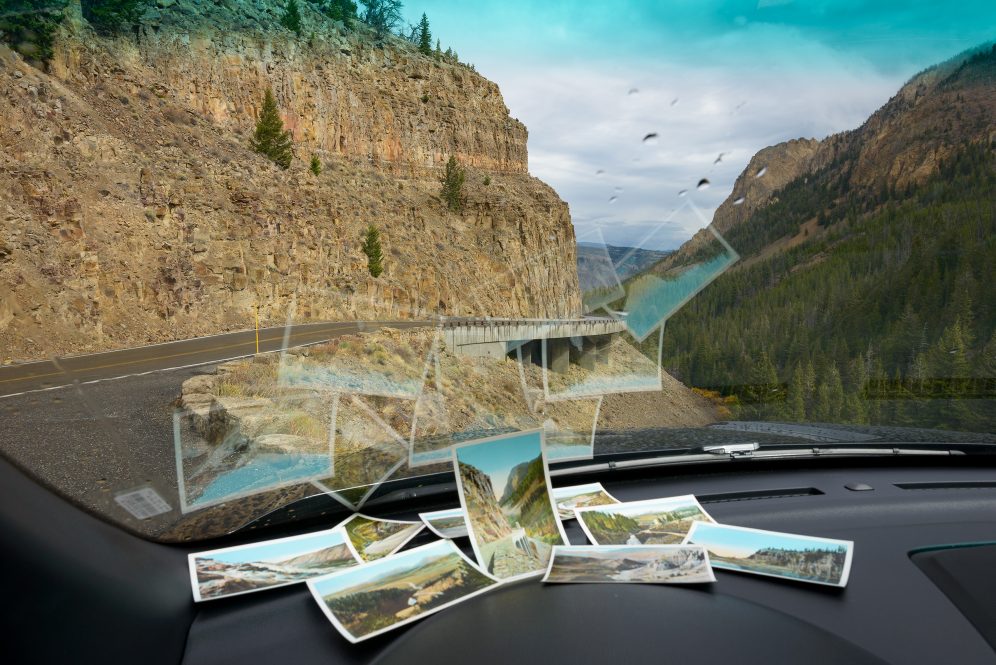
[0,0,993,542]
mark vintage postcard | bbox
[339,513,425,562]
[419,508,469,539]
[552,482,620,520]
[453,429,568,581]
[188,527,360,602]
[542,545,716,584]
[308,539,499,643]
[574,494,716,545]
[683,522,854,588]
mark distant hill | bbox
[577,242,673,285]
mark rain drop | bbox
[628,87,639,95]
[733,196,746,205]
[614,186,623,192]
[755,166,767,178]
[670,98,679,106]
[595,169,605,176]
[697,178,710,190]
[608,196,618,204]
[678,189,688,197]
[642,132,659,144]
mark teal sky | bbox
[203,529,347,565]
[456,430,542,493]
[401,1,995,249]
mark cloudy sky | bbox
[402,1,994,249]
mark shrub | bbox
[81,0,148,35]
[310,154,322,175]
[281,0,303,37]
[440,155,465,211]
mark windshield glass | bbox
[1,0,993,542]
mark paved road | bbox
[0,320,429,397]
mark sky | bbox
[401,1,996,249]
[204,529,348,565]
[689,523,847,559]
[455,431,543,494]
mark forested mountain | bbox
[659,44,995,432]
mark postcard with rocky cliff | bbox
[684,522,854,588]
[419,507,469,539]
[188,527,361,602]
[453,429,568,581]
[542,545,716,584]
[308,539,499,644]
[574,495,716,545]
[338,513,425,562]
[552,482,620,520]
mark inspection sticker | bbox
[114,487,172,520]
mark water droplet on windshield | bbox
[678,189,688,197]
[595,169,605,176]
[642,132,659,144]
[608,196,618,204]
[733,196,746,205]
[755,166,768,178]
[714,152,728,164]
[614,186,623,192]
[670,98,679,106]
[628,88,639,95]
[697,178,711,190]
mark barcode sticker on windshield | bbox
[115,487,172,520]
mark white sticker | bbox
[114,487,172,520]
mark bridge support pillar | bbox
[546,338,570,374]
[579,337,599,370]
[593,335,612,364]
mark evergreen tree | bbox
[310,154,322,175]
[416,12,431,55]
[435,37,441,58]
[788,362,807,422]
[81,0,148,35]
[361,225,384,277]
[251,88,294,169]
[281,0,303,37]
[440,155,465,211]
[360,0,403,39]
[0,0,64,65]
[315,0,357,28]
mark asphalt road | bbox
[0,320,429,397]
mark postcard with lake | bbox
[453,430,567,581]
[188,527,360,602]
[552,482,620,520]
[308,539,499,643]
[542,545,715,584]
[684,522,854,587]
[574,494,716,545]
[339,514,425,562]
[419,507,469,539]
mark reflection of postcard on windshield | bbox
[188,527,360,602]
[453,430,568,582]
[308,539,499,643]
[552,482,620,520]
[574,495,716,545]
[338,514,425,562]
[542,545,715,584]
[419,508,469,539]
[684,522,854,588]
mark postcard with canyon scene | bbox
[419,508,469,539]
[308,539,499,643]
[338,514,425,562]
[574,495,716,545]
[542,545,716,584]
[684,522,854,587]
[188,527,361,602]
[453,430,568,581]
[552,482,620,520]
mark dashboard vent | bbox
[895,481,996,490]
[697,487,823,504]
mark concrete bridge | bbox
[441,317,626,373]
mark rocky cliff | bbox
[0,0,581,360]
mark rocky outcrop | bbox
[0,1,581,360]
[458,461,511,541]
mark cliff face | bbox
[0,1,581,360]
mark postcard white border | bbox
[683,521,854,588]
[418,507,469,540]
[540,544,716,584]
[452,429,569,583]
[573,494,717,545]
[306,539,500,643]
[335,512,426,562]
[552,481,620,520]
[187,526,361,603]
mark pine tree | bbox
[251,88,294,170]
[0,1,64,65]
[310,155,322,175]
[281,0,303,37]
[417,13,431,55]
[440,156,465,211]
[435,38,441,59]
[788,362,807,422]
[318,0,357,28]
[361,225,384,277]
[81,0,147,35]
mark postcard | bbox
[188,527,360,602]
[453,430,568,581]
[683,522,854,588]
[552,482,620,520]
[574,494,716,545]
[339,514,425,562]
[419,508,469,539]
[308,539,499,643]
[542,545,716,584]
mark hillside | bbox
[659,43,996,432]
[0,0,581,360]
